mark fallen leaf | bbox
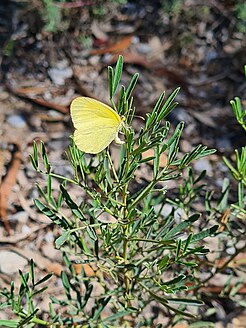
[90,36,132,55]
[0,144,21,235]
[13,86,47,95]
[73,263,95,277]
[218,208,230,232]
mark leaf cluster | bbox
[3,56,220,327]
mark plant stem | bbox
[107,150,119,183]
[121,143,132,306]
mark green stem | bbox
[107,150,119,183]
[121,142,132,306]
[129,180,157,211]
[40,170,78,185]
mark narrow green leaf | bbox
[118,85,126,115]
[93,296,111,320]
[35,273,53,287]
[86,226,97,241]
[158,255,169,271]
[176,239,182,259]
[148,290,168,305]
[157,87,180,121]
[191,225,218,243]
[30,259,35,287]
[103,309,135,323]
[183,233,193,253]
[0,319,19,328]
[163,214,200,240]
[41,141,51,173]
[33,140,38,165]
[146,91,165,129]
[166,298,204,306]
[125,73,139,100]
[47,174,52,201]
[112,55,123,96]
[34,199,71,228]
[177,260,198,267]
[189,322,214,328]
[163,274,186,286]
[19,270,29,290]
[61,271,71,293]
[163,302,196,318]
[35,183,49,204]
[60,185,85,221]
[32,286,49,297]
[55,231,70,248]
[139,156,156,164]
[29,154,38,170]
[108,66,114,99]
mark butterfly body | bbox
[70,97,124,154]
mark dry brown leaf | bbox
[73,263,95,277]
[0,144,21,235]
[218,208,230,232]
[13,86,47,95]
[46,262,63,276]
[90,36,132,55]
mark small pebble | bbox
[0,251,28,275]
[9,211,28,224]
[42,244,62,261]
[137,43,151,55]
[156,203,173,218]
[7,114,27,128]
[88,55,100,66]
[174,207,187,222]
[194,158,212,175]
[22,225,32,234]
[44,231,55,243]
[227,247,236,255]
[48,66,73,85]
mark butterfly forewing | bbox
[70,97,123,154]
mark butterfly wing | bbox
[70,97,122,154]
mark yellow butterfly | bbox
[70,97,124,154]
